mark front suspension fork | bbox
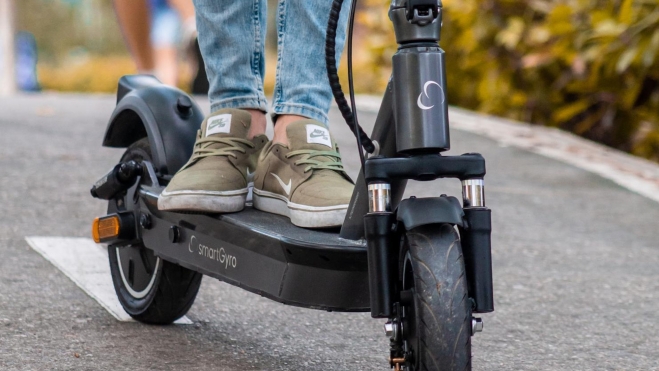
[364,176,494,319]
[364,182,397,318]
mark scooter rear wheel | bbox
[108,138,202,324]
[399,224,472,371]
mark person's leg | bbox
[150,6,181,86]
[112,0,155,73]
[163,0,208,94]
[193,0,268,139]
[159,0,270,213]
[271,0,351,145]
[167,0,195,24]
[166,0,196,60]
[251,0,354,227]
[153,46,178,85]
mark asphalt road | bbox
[0,93,658,370]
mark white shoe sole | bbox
[252,189,348,228]
[158,188,247,213]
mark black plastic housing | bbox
[90,161,142,200]
[396,196,464,229]
[103,75,203,176]
[459,207,494,313]
[128,187,371,312]
[364,153,486,183]
[364,213,398,318]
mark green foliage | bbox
[358,0,659,161]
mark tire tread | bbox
[406,224,472,371]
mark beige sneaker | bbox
[158,108,267,213]
[252,120,354,228]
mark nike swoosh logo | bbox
[309,130,328,139]
[270,173,292,196]
[209,120,226,129]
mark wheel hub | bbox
[116,245,160,299]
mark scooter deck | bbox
[137,186,371,312]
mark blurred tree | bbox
[15,0,126,62]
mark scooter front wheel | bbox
[108,138,202,324]
[399,224,472,371]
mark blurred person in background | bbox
[113,0,206,91]
[15,31,40,92]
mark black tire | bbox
[108,138,202,324]
[400,224,472,371]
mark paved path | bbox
[0,93,658,370]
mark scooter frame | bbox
[92,0,494,366]
[96,74,493,312]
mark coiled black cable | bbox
[326,0,375,164]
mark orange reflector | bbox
[92,215,120,243]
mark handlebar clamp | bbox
[405,0,440,22]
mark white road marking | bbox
[355,97,659,205]
[25,236,192,325]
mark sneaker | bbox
[158,108,268,213]
[252,120,354,228]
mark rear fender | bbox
[102,75,204,175]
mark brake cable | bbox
[326,0,375,169]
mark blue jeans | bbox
[193,0,351,125]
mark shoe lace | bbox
[181,136,254,170]
[286,149,345,173]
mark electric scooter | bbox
[90,1,494,369]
